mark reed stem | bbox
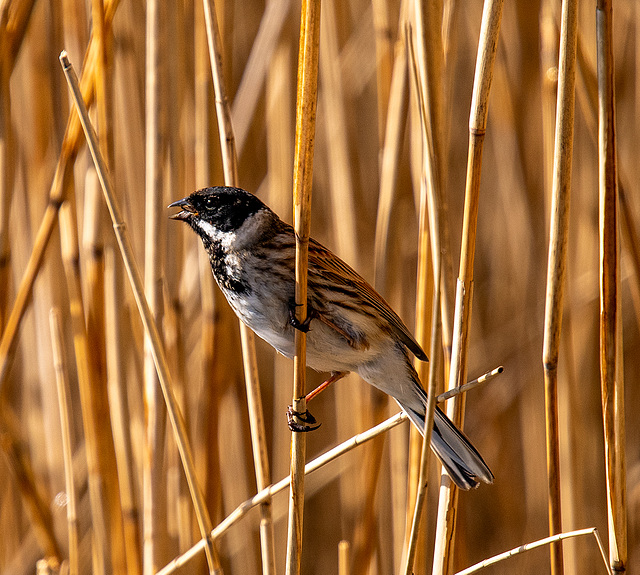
[286,0,321,573]
[49,309,79,575]
[596,0,627,571]
[432,2,503,573]
[202,0,276,571]
[542,0,578,572]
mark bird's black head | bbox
[168,186,268,234]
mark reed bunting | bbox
[169,186,493,489]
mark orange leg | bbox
[305,371,347,402]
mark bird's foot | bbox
[288,299,317,333]
[287,406,321,432]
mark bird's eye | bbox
[205,197,215,210]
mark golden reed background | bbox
[0,0,638,574]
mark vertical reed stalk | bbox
[60,52,222,575]
[597,0,627,571]
[402,264,441,575]
[287,0,321,572]
[81,180,129,575]
[202,0,276,572]
[59,201,107,575]
[542,0,578,573]
[143,0,169,571]
[432,2,503,574]
[104,248,143,575]
[49,309,79,575]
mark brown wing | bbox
[307,238,428,361]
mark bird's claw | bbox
[288,299,317,333]
[287,405,321,432]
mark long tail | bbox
[401,401,494,490]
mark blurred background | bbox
[0,0,638,573]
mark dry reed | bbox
[1,2,637,575]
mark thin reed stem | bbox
[143,0,169,570]
[402,263,441,575]
[542,0,578,573]
[59,201,107,575]
[596,0,627,571]
[286,0,321,573]
[432,2,504,573]
[49,309,79,575]
[455,528,613,575]
[202,0,276,571]
[104,248,142,575]
[59,51,222,575]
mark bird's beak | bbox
[168,198,197,220]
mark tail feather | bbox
[401,402,494,490]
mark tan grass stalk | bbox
[104,248,143,575]
[49,308,79,575]
[156,368,502,575]
[541,0,578,572]
[320,2,381,569]
[414,0,456,364]
[0,0,121,390]
[372,11,411,564]
[59,51,222,575]
[201,0,276,572]
[402,264,441,575]
[194,0,222,523]
[455,528,612,575]
[83,176,129,575]
[406,13,438,569]
[596,1,627,570]
[432,2,504,574]
[143,0,169,570]
[58,201,107,575]
[540,0,558,213]
[286,0,321,571]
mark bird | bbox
[169,186,493,490]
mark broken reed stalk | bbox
[455,528,613,575]
[596,0,627,570]
[201,0,276,572]
[286,0,321,573]
[432,1,504,573]
[156,367,503,575]
[542,0,578,573]
[49,308,79,575]
[0,0,121,390]
[59,51,222,575]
